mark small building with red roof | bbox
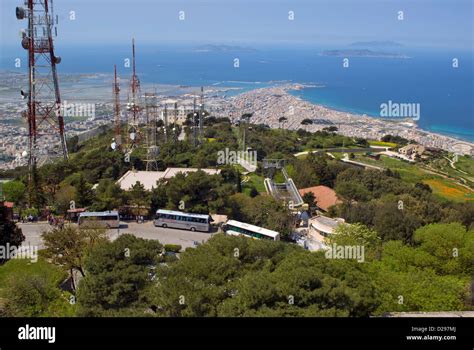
[298,185,342,212]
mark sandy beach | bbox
[227,84,474,156]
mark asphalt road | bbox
[18,221,213,251]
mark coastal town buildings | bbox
[1,74,473,170]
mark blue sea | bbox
[1,44,473,141]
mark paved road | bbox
[294,147,386,157]
[341,154,384,171]
[113,222,212,249]
[18,221,213,251]
[19,222,50,249]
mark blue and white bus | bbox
[78,211,120,229]
[223,220,280,241]
[154,209,212,232]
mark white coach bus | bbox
[223,220,280,241]
[154,209,212,232]
[78,211,120,229]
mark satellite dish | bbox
[21,37,29,50]
[16,7,26,20]
[111,142,116,150]
[130,132,136,140]
[21,150,28,158]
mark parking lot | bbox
[18,221,214,251]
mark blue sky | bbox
[1,0,472,48]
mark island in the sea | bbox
[320,49,410,59]
[349,41,404,48]
[193,44,257,53]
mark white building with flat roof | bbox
[117,167,221,191]
[305,215,346,251]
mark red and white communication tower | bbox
[113,64,122,148]
[16,0,68,169]
[125,38,142,152]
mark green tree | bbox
[370,240,470,315]
[128,181,150,217]
[242,195,293,237]
[0,204,25,264]
[41,225,108,280]
[278,116,287,128]
[414,223,474,275]
[40,160,75,206]
[150,180,168,213]
[373,201,421,242]
[328,223,382,261]
[335,181,370,203]
[54,184,76,215]
[0,258,75,317]
[2,180,26,205]
[91,179,125,211]
[442,202,474,230]
[165,171,222,214]
[74,174,94,208]
[302,192,316,213]
[76,234,162,316]
[153,234,379,317]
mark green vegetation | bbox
[163,244,182,253]
[0,204,25,264]
[41,225,108,279]
[328,165,474,241]
[151,234,378,317]
[351,154,473,202]
[456,155,474,175]
[429,155,474,186]
[76,234,163,316]
[70,222,472,316]
[227,193,293,237]
[2,180,27,205]
[241,173,265,196]
[1,118,473,317]
[368,140,397,148]
[0,257,75,317]
[381,134,410,146]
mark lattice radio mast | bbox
[199,86,204,145]
[144,92,159,170]
[126,38,142,152]
[16,0,68,205]
[113,64,122,148]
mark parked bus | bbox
[78,211,120,229]
[154,209,212,232]
[223,220,280,241]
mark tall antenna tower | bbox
[125,38,141,152]
[162,104,168,143]
[113,64,121,148]
[16,0,68,206]
[173,102,178,144]
[192,96,197,148]
[199,86,204,144]
[144,92,159,170]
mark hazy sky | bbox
[1,0,472,48]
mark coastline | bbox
[1,70,473,170]
[286,87,474,143]
[228,83,474,156]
